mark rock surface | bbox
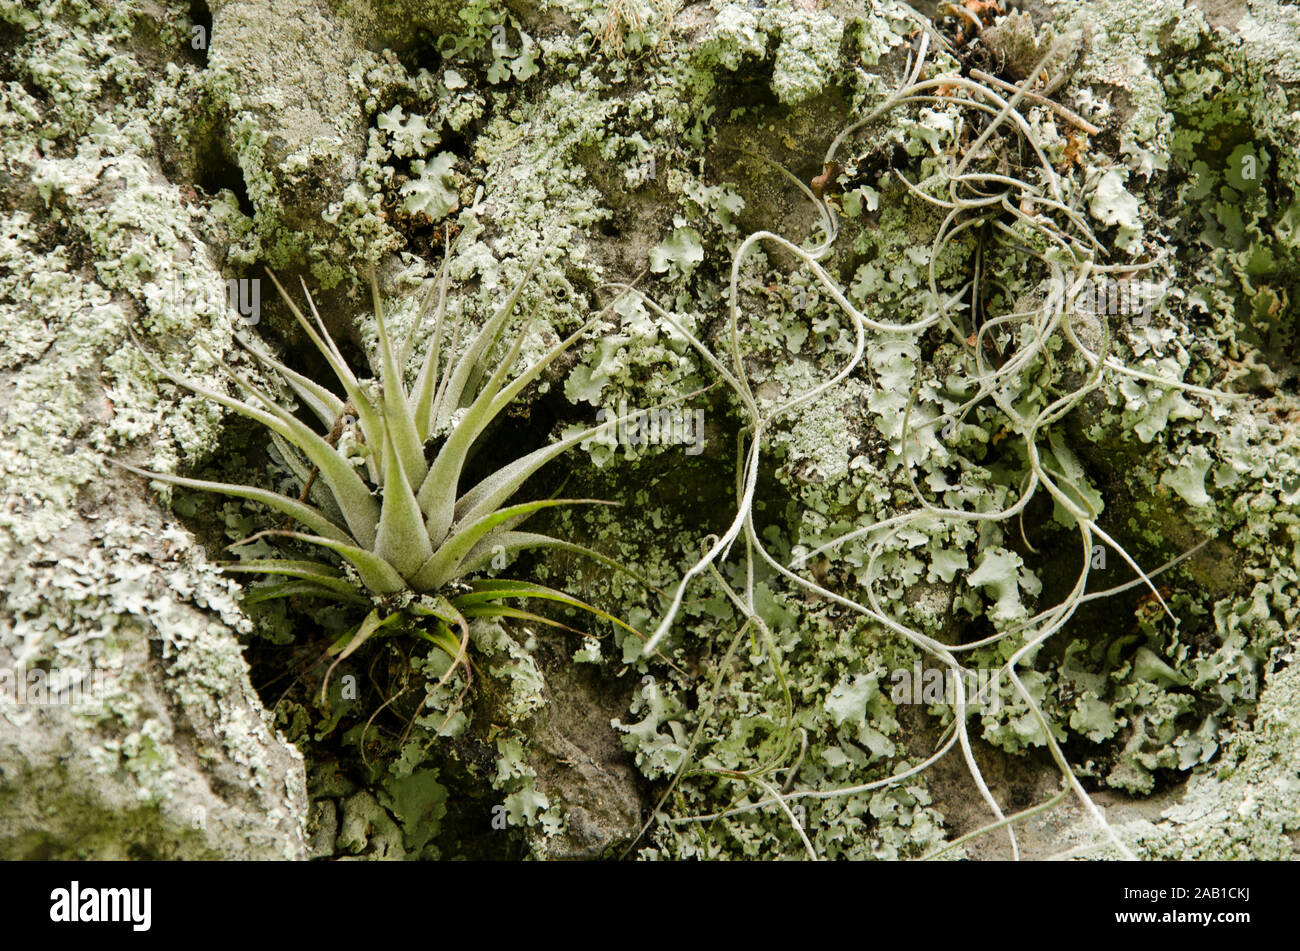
[2,0,1297,861]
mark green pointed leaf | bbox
[458,603,584,634]
[433,246,547,430]
[235,331,343,429]
[371,271,428,487]
[416,394,502,546]
[452,579,645,640]
[413,624,465,668]
[409,595,469,684]
[415,303,545,545]
[217,558,369,600]
[451,393,694,530]
[242,580,370,606]
[458,529,662,595]
[482,312,601,422]
[417,307,603,546]
[408,254,453,441]
[426,309,464,439]
[219,557,344,578]
[449,417,615,531]
[141,353,381,549]
[411,498,610,590]
[272,531,406,595]
[267,432,348,526]
[322,609,403,703]
[374,424,435,579]
[266,270,385,483]
[113,461,355,545]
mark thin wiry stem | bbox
[643,43,1236,860]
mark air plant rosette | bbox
[121,240,662,704]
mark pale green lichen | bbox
[0,0,307,858]
[7,0,1299,861]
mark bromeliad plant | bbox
[124,245,648,693]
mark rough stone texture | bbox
[0,0,307,859]
[208,0,372,248]
[523,644,644,858]
[945,653,1300,860]
[3,0,1298,861]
